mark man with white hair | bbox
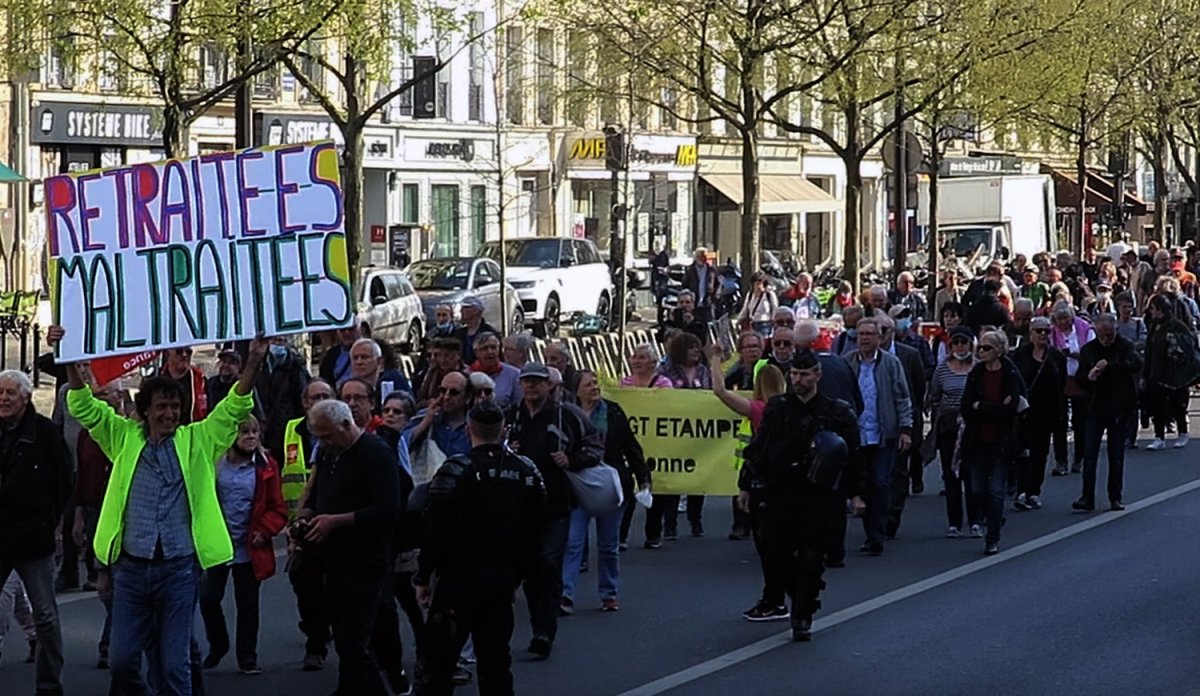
[890,272,927,320]
[0,369,72,694]
[454,295,498,365]
[349,338,411,411]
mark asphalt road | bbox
[8,417,1200,696]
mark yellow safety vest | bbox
[281,417,311,520]
[732,360,772,471]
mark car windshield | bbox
[481,240,561,268]
[406,260,472,290]
[951,228,994,257]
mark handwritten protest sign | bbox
[47,141,354,362]
[607,387,743,495]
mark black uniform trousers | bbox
[326,563,389,696]
[417,579,516,696]
[287,549,330,658]
[761,488,833,624]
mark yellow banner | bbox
[608,387,744,496]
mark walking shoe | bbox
[301,653,324,671]
[527,636,553,658]
[1146,438,1166,451]
[238,663,262,676]
[791,617,813,642]
[1027,495,1043,510]
[968,524,983,539]
[663,526,678,541]
[202,650,226,669]
[619,541,628,552]
[1174,434,1190,448]
[1110,499,1126,511]
[601,598,620,612]
[559,597,575,616]
[984,542,999,556]
[946,526,962,538]
[643,538,663,549]
[385,667,412,694]
[1013,494,1030,511]
[690,521,705,537]
[911,480,925,495]
[81,580,97,592]
[859,540,884,555]
[742,602,790,622]
[1051,464,1069,476]
[728,526,750,540]
[1071,498,1096,512]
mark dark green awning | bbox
[0,161,26,183]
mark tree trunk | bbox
[843,160,863,294]
[1074,135,1088,258]
[1151,130,1167,242]
[342,56,364,296]
[162,102,187,159]
[739,125,760,286]
[928,146,941,319]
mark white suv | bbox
[480,238,613,337]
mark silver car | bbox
[358,267,426,350]
[406,258,524,335]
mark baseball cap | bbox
[888,305,911,319]
[217,350,242,364]
[948,326,975,342]
[519,362,551,380]
[460,295,485,311]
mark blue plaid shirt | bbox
[122,437,195,561]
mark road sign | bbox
[882,130,923,172]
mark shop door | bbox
[431,184,460,258]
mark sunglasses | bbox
[479,388,494,396]
[978,345,996,353]
[439,387,462,396]
[175,348,193,356]
[1031,328,1049,334]
[773,340,793,347]
[774,320,796,326]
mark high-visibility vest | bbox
[281,417,311,520]
[733,359,772,471]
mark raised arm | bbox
[707,344,753,417]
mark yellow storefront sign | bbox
[569,138,606,160]
[675,144,697,167]
[608,387,743,496]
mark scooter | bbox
[714,261,742,320]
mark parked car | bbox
[357,266,425,351]
[406,257,524,335]
[480,238,613,337]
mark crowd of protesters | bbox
[1,238,1197,693]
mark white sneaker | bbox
[946,526,962,538]
[1146,438,1167,451]
[969,524,983,539]
[1174,434,1190,449]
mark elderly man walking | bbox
[0,369,73,696]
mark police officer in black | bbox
[740,349,867,641]
[413,400,547,696]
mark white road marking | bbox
[617,477,1200,696]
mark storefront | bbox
[29,98,166,176]
[557,133,697,259]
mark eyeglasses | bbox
[439,387,462,396]
[774,319,795,327]
[772,340,793,347]
[175,348,193,357]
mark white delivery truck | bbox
[917,174,1057,267]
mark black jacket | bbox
[507,400,604,518]
[1079,334,1143,409]
[254,349,311,463]
[454,321,500,365]
[596,399,650,494]
[683,262,719,307]
[960,358,1027,457]
[741,392,866,499]
[304,432,400,569]
[1011,344,1066,421]
[890,341,927,429]
[966,293,1009,334]
[1143,316,1200,390]
[815,352,864,415]
[0,406,73,560]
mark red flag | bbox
[90,351,158,387]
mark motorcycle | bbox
[714,261,742,320]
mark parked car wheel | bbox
[510,307,525,336]
[404,319,422,354]
[536,296,561,338]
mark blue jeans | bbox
[861,444,897,543]
[562,506,621,602]
[110,555,200,696]
[966,448,1008,544]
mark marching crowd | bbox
[0,240,1196,694]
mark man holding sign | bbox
[48,324,268,696]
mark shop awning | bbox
[1043,165,1147,215]
[0,161,25,183]
[701,173,841,215]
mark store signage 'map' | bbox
[569,137,606,160]
[45,141,355,362]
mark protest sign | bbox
[46,141,354,362]
[607,387,744,495]
[90,350,157,387]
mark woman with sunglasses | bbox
[1010,317,1066,511]
[959,331,1026,555]
[928,326,982,538]
[738,272,779,337]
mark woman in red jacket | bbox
[199,415,288,675]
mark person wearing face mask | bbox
[1086,280,1117,317]
[199,415,288,675]
[762,327,797,373]
[889,305,934,379]
[832,305,864,355]
[254,337,311,465]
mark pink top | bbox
[621,374,673,388]
[749,399,766,432]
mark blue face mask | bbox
[897,318,912,332]
[846,328,858,340]
[436,321,452,331]
[269,344,289,360]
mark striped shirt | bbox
[930,361,971,415]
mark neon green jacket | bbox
[67,387,255,569]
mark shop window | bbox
[470,185,487,252]
[401,183,420,223]
[431,185,460,258]
[200,43,229,89]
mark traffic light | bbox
[603,126,627,172]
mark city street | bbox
[12,421,1200,696]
